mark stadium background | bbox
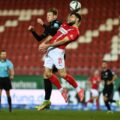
[0,0,120,111]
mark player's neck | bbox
[103,68,107,71]
[72,24,78,28]
[0,59,6,62]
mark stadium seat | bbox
[0,0,120,75]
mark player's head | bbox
[94,70,99,76]
[0,50,7,60]
[102,61,108,70]
[47,8,58,22]
[67,12,81,26]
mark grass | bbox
[0,109,120,120]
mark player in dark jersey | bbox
[28,8,61,109]
[28,8,61,42]
[101,61,119,112]
[0,50,14,112]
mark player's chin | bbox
[47,19,52,23]
[67,21,71,25]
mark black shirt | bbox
[31,20,61,42]
[101,69,115,87]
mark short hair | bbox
[102,60,107,63]
[70,12,82,22]
[0,50,6,55]
[0,50,6,53]
[47,8,58,16]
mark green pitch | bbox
[0,109,120,120]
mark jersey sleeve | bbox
[67,29,79,41]
[49,22,61,36]
[108,69,115,80]
[31,31,48,42]
[7,60,14,69]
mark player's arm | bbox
[39,36,70,51]
[100,72,105,84]
[97,77,101,83]
[48,26,77,47]
[8,61,15,80]
[32,31,49,42]
[28,25,49,42]
[38,35,52,50]
[9,68,14,80]
[28,18,49,42]
[49,36,70,47]
[43,35,52,44]
[109,74,117,83]
[107,71,117,85]
[87,78,92,88]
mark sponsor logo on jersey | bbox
[58,27,68,34]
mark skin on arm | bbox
[39,36,70,51]
[8,68,14,80]
[37,18,44,26]
[38,35,53,51]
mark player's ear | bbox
[53,15,57,19]
[76,18,80,25]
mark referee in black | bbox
[28,8,61,109]
[101,61,118,112]
[0,50,14,112]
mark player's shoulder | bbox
[54,20,61,24]
[71,26,80,35]
[52,20,61,28]
[109,69,115,75]
[107,69,112,73]
[6,59,13,64]
[107,69,115,74]
[61,22,68,26]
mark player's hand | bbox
[28,25,34,32]
[37,18,44,26]
[10,75,14,80]
[107,81,112,85]
[38,43,49,51]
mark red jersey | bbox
[89,76,101,90]
[49,22,80,49]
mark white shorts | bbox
[91,89,99,97]
[44,47,65,69]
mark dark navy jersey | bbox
[32,20,61,41]
[101,69,115,86]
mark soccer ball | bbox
[69,1,81,11]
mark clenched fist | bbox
[37,18,44,26]
[28,25,34,32]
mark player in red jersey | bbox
[37,12,84,110]
[85,70,101,110]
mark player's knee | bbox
[44,71,52,79]
[59,72,66,78]
[103,96,107,102]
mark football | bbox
[69,0,81,11]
